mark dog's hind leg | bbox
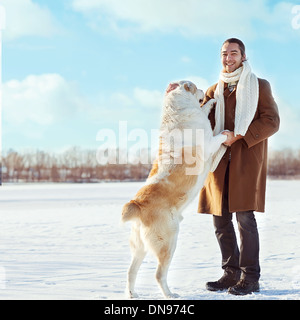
[126,223,146,298]
[155,230,179,299]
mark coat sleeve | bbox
[243,79,280,148]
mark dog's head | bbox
[165,80,204,107]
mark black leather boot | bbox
[206,269,241,291]
[228,279,260,295]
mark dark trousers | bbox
[213,164,260,282]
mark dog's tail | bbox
[121,200,141,223]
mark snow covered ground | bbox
[0,180,299,300]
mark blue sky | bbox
[1,0,300,153]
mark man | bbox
[198,38,280,295]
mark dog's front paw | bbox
[202,99,216,116]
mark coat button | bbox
[255,134,259,138]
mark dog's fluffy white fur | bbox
[121,80,226,298]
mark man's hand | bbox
[222,131,243,147]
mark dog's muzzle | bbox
[166,83,179,94]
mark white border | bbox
[0,5,5,186]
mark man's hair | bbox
[222,38,246,57]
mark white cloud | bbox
[133,88,163,109]
[0,0,61,40]
[70,0,295,40]
[90,87,164,127]
[3,74,89,138]
[109,92,134,108]
[3,73,165,137]
[181,56,192,64]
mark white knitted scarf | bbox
[210,61,259,172]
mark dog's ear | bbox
[184,82,197,94]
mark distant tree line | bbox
[1,147,300,183]
[268,148,300,178]
[1,147,152,183]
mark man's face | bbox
[221,42,246,73]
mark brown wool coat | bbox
[198,78,280,216]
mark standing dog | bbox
[121,80,227,298]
